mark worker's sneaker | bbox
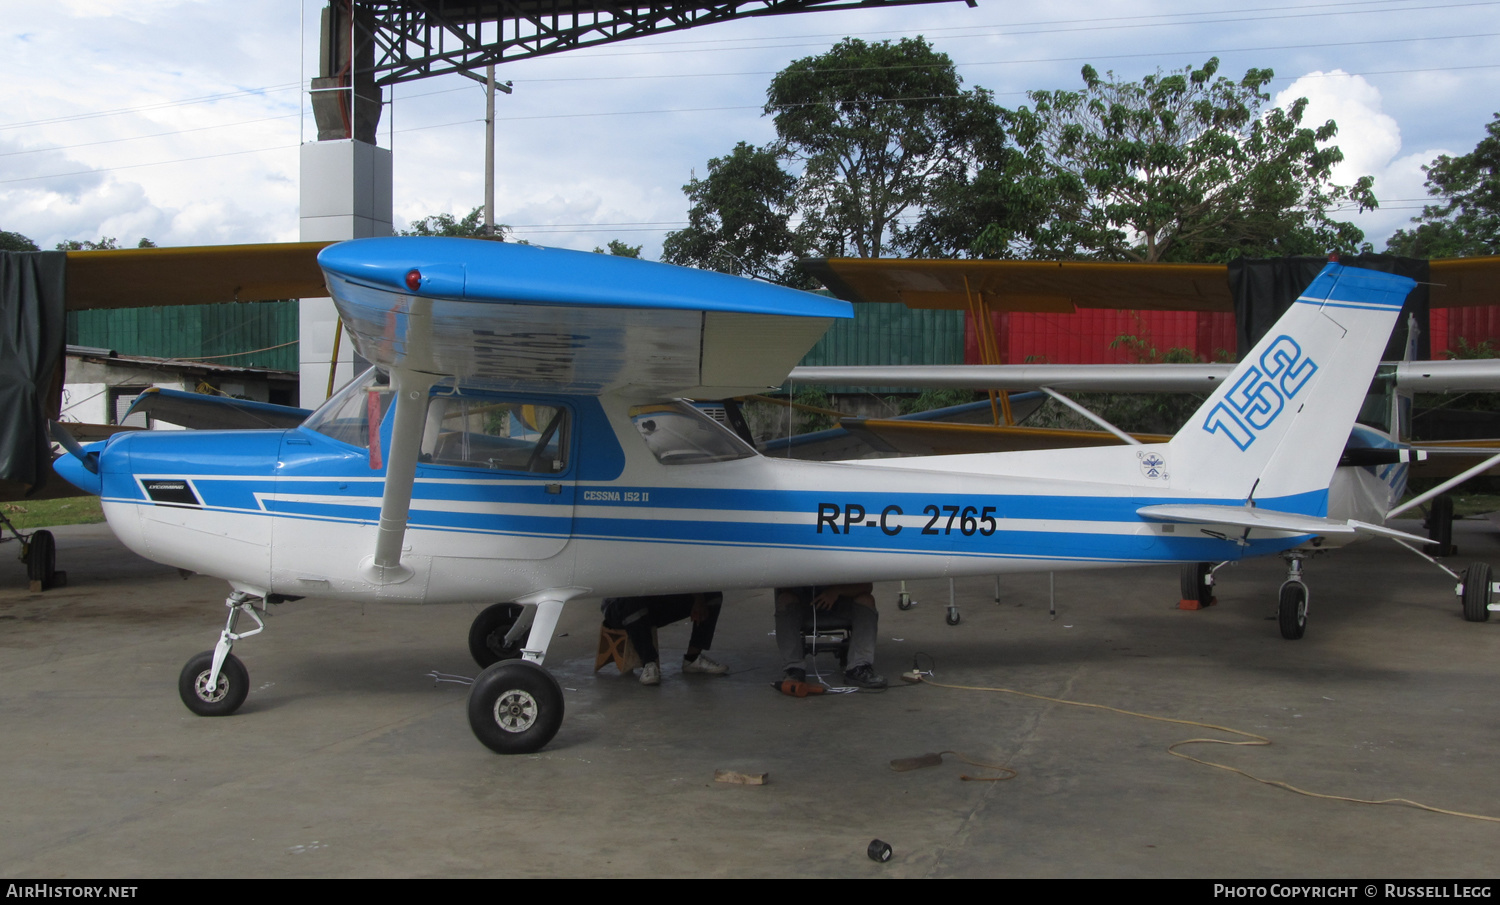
[683,653,728,675]
[639,661,661,686]
[843,663,887,689]
[684,654,729,675]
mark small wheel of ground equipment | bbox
[468,602,527,668]
[468,659,565,754]
[897,591,913,611]
[1425,494,1456,557]
[1180,562,1213,607]
[945,606,961,626]
[178,650,250,716]
[25,529,56,587]
[1462,562,1492,623]
[1278,581,1308,640]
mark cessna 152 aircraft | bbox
[52,237,1482,755]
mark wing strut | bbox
[1039,387,1141,446]
[1386,449,1500,519]
[361,299,436,585]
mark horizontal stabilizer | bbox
[1137,504,1430,546]
[1138,503,1355,537]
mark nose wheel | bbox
[177,590,265,717]
[179,650,249,716]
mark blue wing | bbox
[317,237,850,396]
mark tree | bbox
[54,237,157,250]
[661,142,808,285]
[399,206,508,240]
[593,240,642,258]
[765,37,1006,259]
[1,230,39,252]
[927,58,1374,262]
[665,38,1006,279]
[903,108,1079,259]
[1387,112,1500,258]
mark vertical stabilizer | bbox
[1167,264,1415,513]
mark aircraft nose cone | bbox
[52,444,104,497]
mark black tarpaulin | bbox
[1,251,67,494]
[1229,255,1431,360]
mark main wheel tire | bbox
[468,602,527,668]
[1462,562,1492,623]
[467,659,564,754]
[25,529,56,586]
[945,607,961,626]
[1426,494,1455,557]
[897,592,913,611]
[178,650,249,716]
[1180,562,1212,606]
[1278,581,1308,640]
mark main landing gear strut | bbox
[464,590,579,754]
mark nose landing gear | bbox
[177,589,266,716]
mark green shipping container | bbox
[67,300,299,373]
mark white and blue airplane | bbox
[53,237,1474,754]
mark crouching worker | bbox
[601,592,729,686]
[774,584,886,694]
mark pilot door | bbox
[410,389,577,562]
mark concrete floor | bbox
[2,519,1499,878]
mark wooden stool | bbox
[595,625,645,674]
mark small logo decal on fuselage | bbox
[1138,451,1168,480]
[141,479,201,508]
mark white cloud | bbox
[1274,71,1449,249]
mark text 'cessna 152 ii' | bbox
[53,237,1483,754]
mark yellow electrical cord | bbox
[919,675,1500,824]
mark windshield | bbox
[304,368,395,450]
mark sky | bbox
[3,0,1498,259]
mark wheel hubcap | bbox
[194,670,228,703]
[493,689,538,733]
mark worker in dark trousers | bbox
[602,592,728,685]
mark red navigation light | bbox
[405,269,422,292]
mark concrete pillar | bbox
[298,139,392,408]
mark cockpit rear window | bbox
[629,402,754,465]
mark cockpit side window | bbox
[304,368,394,450]
[420,393,570,474]
[629,402,755,465]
